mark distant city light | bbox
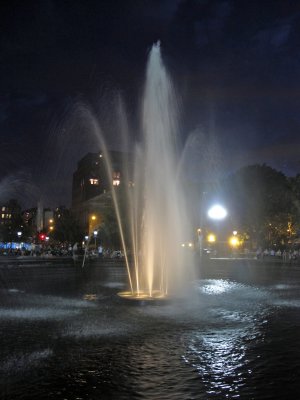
[207,205,227,220]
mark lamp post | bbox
[208,204,227,256]
[198,204,227,258]
[93,230,98,249]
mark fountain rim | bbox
[117,290,172,305]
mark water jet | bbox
[99,42,194,300]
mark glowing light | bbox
[118,290,167,301]
[39,233,46,241]
[208,205,227,220]
[91,215,96,220]
[229,236,239,247]
[207,233,216,243]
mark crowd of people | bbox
[255,247,300,262]
[0,243,124,260]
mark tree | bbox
[97,187,131,250]
[220,164,296,247]
[50,210,82,244]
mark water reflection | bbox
[183,328,251,396]
[181,280,270,398]
[0,265,299,399]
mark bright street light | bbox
[207,204,227,220]
[207,233,216,243]
[93,230,98,248]
[229,236,239,247]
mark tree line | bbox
[217,164,300,248]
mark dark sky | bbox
[1,0,300,208]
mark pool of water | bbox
[0,261,299,399]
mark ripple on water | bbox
[0,293,98,321]
[0,349,52,376]
[181,325,261,398]
[0,307,82,320]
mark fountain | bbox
[100,43,194,301]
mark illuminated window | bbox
[89,178,99,185]
[1,214,4,218]
[1,207,5,211]
[113,172,121,186]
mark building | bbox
[0,199,21,227]
[0,199,22,243]
[71,150,130,234]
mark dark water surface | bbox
[0,260,299,399]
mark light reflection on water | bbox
[199,279,236,295]
[0,265,299,399]
[182,327,256,397]
[178,280,270,398]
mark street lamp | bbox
[198,204,227,258]
[84,235,89,249]
[208,204,227,256]
[207,233,216,243]
[229,236,239,247]
[207,204,227,220]
[93,230,98,249]
[17,231,22,240]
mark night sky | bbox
[1,0,300,208]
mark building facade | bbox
[0,199,21,227]
[71,150,129,234]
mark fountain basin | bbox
[117,290,171,305]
